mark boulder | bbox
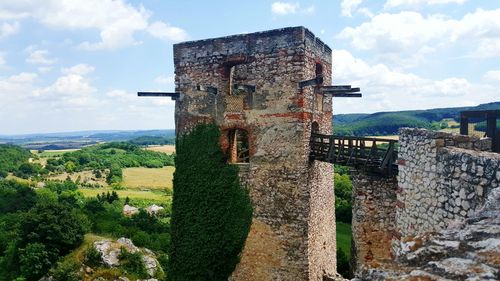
[93,238,161,277]
[123,204,139,217]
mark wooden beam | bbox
[137,92,180,100]
[298,76,323,88]
[322,85,352,91]
[330,93,362,98]
[460,113,469,135]
[322,87,360,93]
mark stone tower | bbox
[173,27,336,281]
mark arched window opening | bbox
[315,63,323,81]
[312,121,320,134]
[228,129,250,163]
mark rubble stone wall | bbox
[396,128,499,252]
[352,128,499,278]
[351,174,398,274]
[173,27,338,281]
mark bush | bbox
[334,173,352,223]
[84,246,102,268]
[337,247,351,278]
[169,123,253,281]
[119,248,147,278]
[19,202,89,255]
[50,260,81,281]
[19,243,55,281]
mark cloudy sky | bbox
[0,0,499,134]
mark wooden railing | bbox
[310,133,399,176]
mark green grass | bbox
[33,149,80,157]
[336,221,352,256]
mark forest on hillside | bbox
[333,101,500,136]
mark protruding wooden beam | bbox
[137,92,180,100]
[322,87,361,93]
[298,76,323,88]
[330,93,362,98]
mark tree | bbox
[19,202,89,255]
[19,243,55,281]
[0,180,37,213]
[169,123,252,281]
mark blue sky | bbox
[0,0,499,134]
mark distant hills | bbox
[0,129,176,150]
[333,102,500,136]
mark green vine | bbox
[169,123,252,281]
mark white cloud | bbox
[34,64,98,107]
[154,75,175,85]
[26,49,57,65]
[341,0,363,17]
[271,2,314,15]
[148,21,189,42]
[272,2,299,15]
[62,64,95,75]
[484,70,500,82]
[0,0,188,50]
[332,49,498,113]
[338,9,500,60]
[37,66,52,73]
[0,21,19,38]
[385,0,467,9]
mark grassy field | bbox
[79,187,170,201]
[336,222,352,256]
[144,145,175,154]
[122,167,174,190]
[32,149,80,157]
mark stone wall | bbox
[351,128,499,279]
[351,174,398,275]
[396,128,499,254]
[173,27,339,281]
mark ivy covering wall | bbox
[169,123,252,281]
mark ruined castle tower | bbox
[173,27,336,280]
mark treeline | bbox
[334,101,500,136]
[0,179,170,280]
[129,136,175,146]
[0,145,32,178]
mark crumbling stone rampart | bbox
[396,128,498,241]
[352,128,500,279]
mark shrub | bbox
[337,247,351,278]
[119,248,147,278]
[169,123,252,281]
[50,260,81,281]
[84,246,102,268]
[19,243,54,280]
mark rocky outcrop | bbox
[122,205,139,217]
[93,238,162,278]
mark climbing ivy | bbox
[169,123,253,281]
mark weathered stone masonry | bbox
[351,174,398,274]
[173,27,338,281]
[396,128,496,242]
[351,128,500,279]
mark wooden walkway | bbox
[310,133,399,176]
